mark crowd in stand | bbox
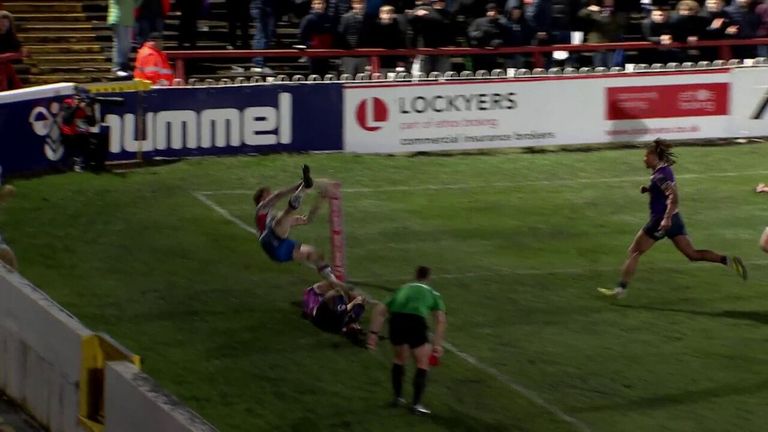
[96,0,768,79]
[174,0,768,75]
[4,0,768,89]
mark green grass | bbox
[3,143,768,432]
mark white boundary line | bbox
[191,191,593,432]
[195,169,768,195]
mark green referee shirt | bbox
[386,282,446,319]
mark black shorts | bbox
[312,301,345,332]
[389,313,428,349]
[642,213,687,241]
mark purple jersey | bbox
[649,165,675,217]
[303,285,323,317]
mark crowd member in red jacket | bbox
[134,32,174,85]
[0,10,24,91]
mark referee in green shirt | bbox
[366,266,447,415]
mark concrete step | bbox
[18,23,109,32]
[26,44,104,54]
[38,63,113,73]
[26,74,106,84]
[32,54,109,64]
[10,13,88,22]
[18,33,98,44]
[3,2,84,13]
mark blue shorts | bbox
[643,213,687,241]
[260,236,298,263]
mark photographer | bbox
[58,92,97,172]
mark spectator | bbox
[578,0,627,67]
[755,0,768,57]
[361,5,409,74]
[409,0,456,75]
[671,0,707,60]
[299,0,337,76]
[703,0,737,39]
[226,0,251,49]
[0,10,23,91]
[468,3,507,71]
[251,0,276,74]
[135,0,170,47]
[726,0,762,58]
[178,0,202,48]
[504,5,534,68]
[134,32,174,85]
[642,7,677,63]
[107,0,136,78]
[339,0,368,76]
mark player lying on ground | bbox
[598,138,747,299]
[253,165,346,291]
[302,280,366,335]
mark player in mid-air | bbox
[254,165,346,290]
[598,138,747,298]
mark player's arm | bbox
[431,310,447,357]
[366,303,388,350]
[662,181,678,221]
[255,181,302,213]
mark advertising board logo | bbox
[29,102,65,161]
[606,83,728,120]
[355,97,388,132]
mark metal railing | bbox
[162,57,768,87]
[165,38,768,81]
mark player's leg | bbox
[408,316,432,414]
[598,229,657,298]
[270,165,315,237]
[670,235,746,280]
[293,243,345,289]
[760,227,768,253]
[389,313,409,406]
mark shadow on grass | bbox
[572,378,768,414]
[613,304,768,325]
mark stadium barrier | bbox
[0,264,216,431]
[4,63,768,174]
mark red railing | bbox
[166,38,768,81]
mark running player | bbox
[254,165,345,290]
[598,138,747,298]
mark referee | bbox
[366,266,447,415]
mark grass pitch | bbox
[3,143,768,432]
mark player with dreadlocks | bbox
[598,138,747,298]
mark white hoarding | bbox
[343,70,732,153]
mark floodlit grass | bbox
[3,143,768,432]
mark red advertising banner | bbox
[606,83,729,120]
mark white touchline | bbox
[191,190,594,432]
[192,192,259,236]
[195,169,768,195]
